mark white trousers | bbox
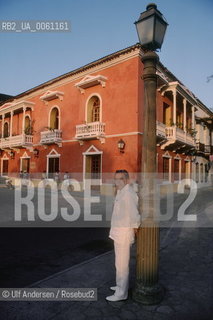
[113,240,131,299]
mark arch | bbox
[195,162,199,182]
[3,121,9,138]
[85,93,102,123]
[48,106,60,130]
[200,163,204,183]
[24,115,31,134]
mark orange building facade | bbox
[0,44,212,189]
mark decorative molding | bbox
[0,49,141,105]
[184,156,191,162]
[75,75,107,94]
[83,144,103,155]
[162,151,172,158]
[0,100,35,115]
[2,153,9,159]
[20,151,30,158]
[47,148,61,157]
[40,90,64,105]
[174,154,181,160]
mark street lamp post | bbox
[132,3,168,305]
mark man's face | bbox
[114,172,128,190]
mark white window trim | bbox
[83,144,103,190]
[46,148,61,175]
[40,90,64,104]
[24,114,31,129]
[1,154,9,176]
[48,105,61,130]
[162,151,172,183]
[85,93,102,123]
[184,157,191,179]
[3,120,10,136]
[20,152,31,172]
[75,75,107,94]
[174,156,182,181]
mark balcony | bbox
[75,122,105,140]
[156,121,167,138]
[196,144,213,155]
[161,126,195,150]
[166,126,195,144]
[196,142,205,153]
[204,145,212,154]
[156,121,167,146]
[0,134,33,149]
[40,130,62,145]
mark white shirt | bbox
[109,183,141,244]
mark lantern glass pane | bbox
[136,16,154,45]
[155,19,166,47]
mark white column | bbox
[10,111,14,137]
[183,99,187,132]
[179,160,181,181]
[1,114,5,138]
[172,90,177,125]
[192,106,195,130]
[169,158,172,182]
[197,123,201,143]
[22,107,26,134]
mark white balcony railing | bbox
[40,129,62,144]
[0,134,33,149]
[165,126,195,146]
[75,122,105,139]
[156,121,166,138]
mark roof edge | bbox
[0,43,142,106]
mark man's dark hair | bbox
[115,169,129,179]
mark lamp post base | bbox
[132,282,165,305]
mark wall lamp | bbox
[117,139,125,153]
[9,151,15,159]
[33,148,39,157]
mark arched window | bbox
[195,162,199,183]
[87,96,100,123]
[24,116,31,134]
[200,163,204,183]
[50,107,59,130]
[3,122,9,137]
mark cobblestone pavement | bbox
[1,223,212,320]
[0,186,212,319]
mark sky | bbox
[0,0,213,110]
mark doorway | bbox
[48,157,59,178]
[21,158,30,173]
[2,159,9,176]
[184,161,190,179]
[85,154,101,190]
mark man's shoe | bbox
[110,286,117,291]
[106,294,127,302]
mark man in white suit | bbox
[106,169,141,302]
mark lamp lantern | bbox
[134,3,168,51]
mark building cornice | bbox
[0,43,143,106]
